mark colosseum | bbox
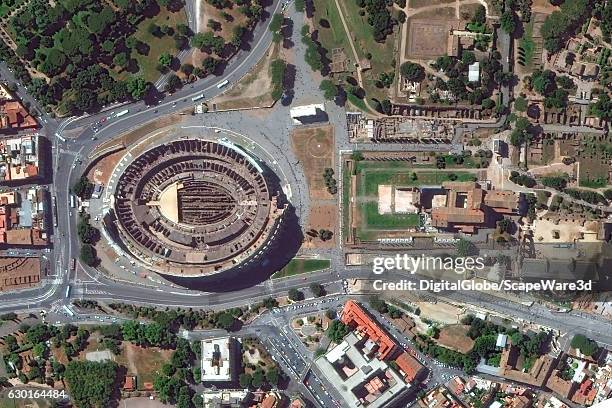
[111,138,285,277]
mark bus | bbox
[69,194,76,208]
[217,79,229,89]
[70,258,76,272]
[191,93,205,102]
[62,305,74,317]
[52,196,58,227]
[115,109,129,117]
[65,285,71,299]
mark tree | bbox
[456,238,477,256]
[544,88,568,109]
[269,13,283,33]
[288,288,303,301]
[497,218,512,233]
[72,176,92,198]
[461,51,476,65]
[319,229,333,241]
[113,52,128,68]
[201,56,218,74]
[500,10,516,34]
[310,283,324,297]
[400,62,424,81]
[319,79,338,100]
[589,93,612,121]
[294,0,305,12]
[261,297,278,310]
[207,18,221,31]
[126,76,149,100]
[380,99,392,115]
[532,70,555,95]
[239,373,252,388]
[215,312,236,331]
[159,52,172,68]
[265,368,279,386]
[165,74,182,93]
[482,98,495,109]
[514,96,528,112]
[80,244,96,266]
[180,63,194,76]
[472,5,486,24]
[270,59,286,100]
[556,75,575,90]
[148,23,162,37]
[327,320,350,343]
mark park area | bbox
[291,125,338,249]
[130,7,188,83]
[311,0,397,107]
[559,135,612,188]
[210,43,280,110]
[272,258,331,279]
[344,158,474,242]
[437,324,475,354]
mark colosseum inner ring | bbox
[111,138,284,277]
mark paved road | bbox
[1,2,611,395]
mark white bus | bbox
[65,285,71,299]
[69,195,76,208]
[62,305,74,317]
[191,93,205,102]
[217,79,229,89]
[115,109,129,117]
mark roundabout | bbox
[108,137,286,278]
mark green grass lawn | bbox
[361,202,421,229]
[313,0,352,55]
[338,0,396,102]
[579,177,608,188]
[272,258,331,279]
[130,8,187,82]
[342,161,352,239]
[360,169,475,196]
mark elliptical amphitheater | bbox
[110,138,285,277]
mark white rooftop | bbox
[290,103,326,124]
[468,62,480,82]
[201,337,233,382]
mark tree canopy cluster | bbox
[269,59,286,101]
[7,0,177,115]
[153,338,198,408]
[570,334,599,356]
[326,320,350,343]
[589,93,612,121]
[65,360,118,408]
[355,0,398,42]
[540,0,591,53]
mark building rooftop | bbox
[429,182,521,233]
[0,135,41,182]
[201,337,234,382]
[341,300,398,361]
[315,331,409,408]
[394,351,426,383]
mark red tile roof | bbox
[341,300,398,360]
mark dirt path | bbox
[124,343,139,375]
